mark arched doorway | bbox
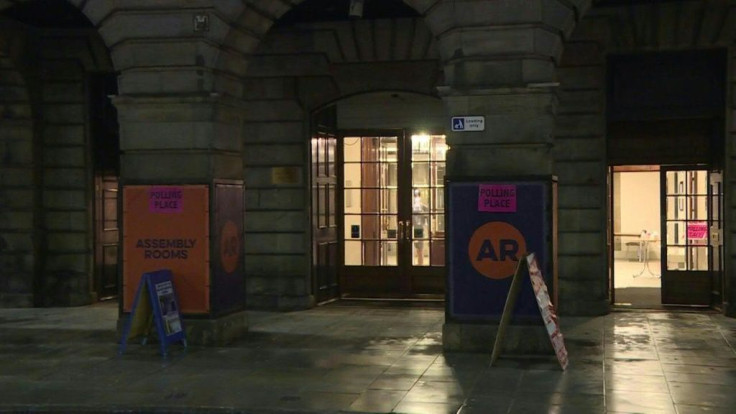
[312,92,447,301]
[240,0,443,307]
[557,1,729,311]
[0,1,120,306]
[0,45,35,307]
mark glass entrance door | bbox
[660,168,711,305]
[340,131,446,297]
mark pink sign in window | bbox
[687,222,707,240]
[478,184,517,212]
[149,187,183,213]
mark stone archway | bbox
[237,4,443,308]
[215,0,594,312]
[1,1,120,306]
[214,0,437,97]
[555,0,736,315]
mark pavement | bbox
[1,301,736,414]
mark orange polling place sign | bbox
[123,185,210,314]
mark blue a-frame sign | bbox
[119,269,187,357]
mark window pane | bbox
[343,137,362,162]
[381,162,398,187]
[344,189,361,213]
[411,134,431,158]
[413,240,429,266]
[318,185,326,228]
[666,196,685,220]
[344,214,361,239]
[327,137,336,177]
[434,164,446,187]
[412,162,430,187]
[344,164,361,188]
[432,188,444,212]
[328,184,336,227]
[666,221,686,245]
[688,196,707,220]
[311,138,318,178]
[667,246,686,270]
[666,171,687,195]
[431,135,447,161]
[691,170,708,195]
[381,241,398,266]
[361,216,380,240]
[360,189,381,213]
[381,215,398,239]
[430,240,445,266]
[379,137,398,162]
[318,137,326,177]
[431,214,445,234]
[688,246,709,271]
[344,241,361,265]
[361,162,380,184]
[381,189,398,214]
[412,215,429,240]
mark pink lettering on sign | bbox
[149,187,183,213]
[478,185,517,212]
[687,222,707,240]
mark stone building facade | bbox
[1,0,735,347]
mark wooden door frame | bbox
[337,129,406,297]
[336,129,447,298]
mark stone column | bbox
[113,93,247,345]
[423,0,588,352]
[440,87,560,353]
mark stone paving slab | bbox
[1,303,736,413]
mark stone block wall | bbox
[0,46,35,307]
[0,24,114,307]
[241,17,440,309]
[36,30,113,306]
[727,49,736,316]
[555,0,736,315]
[554,26,608,315]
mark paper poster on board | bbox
[447,180,551,320]
[119,269,187,357]
[123,185,210,314]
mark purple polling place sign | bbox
[149,187,183,213]
[478,184,517,212]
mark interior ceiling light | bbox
[349,0,365,19]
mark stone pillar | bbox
[113,94,247,345]
[0,37,36,308]
[425,0,590,352]
[440,87,559,353]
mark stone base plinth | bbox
[246,294,315,311]
[443,321,553,354]
[185,311,249,346]
[117,310,248,347]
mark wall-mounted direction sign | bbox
[451,116,485,132]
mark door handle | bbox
[397,221,404,240]
[405,220,412,241]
